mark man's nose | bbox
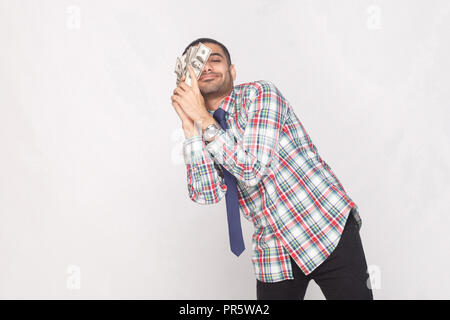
[202,60,212,74]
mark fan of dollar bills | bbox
[174,42,212,87]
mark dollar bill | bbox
[174,42,211,87]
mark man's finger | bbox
[173,86,185,96]
[178,81,190,93]
[187,65,199,91]
[171,97,187,118]
[172,100,184,117]
[171,94,182,105]
[179,75,186,85]
[171,95,181,108]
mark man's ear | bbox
[230,64,236,81]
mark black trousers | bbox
[256,212,373,300]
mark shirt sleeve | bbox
[205,81,289,187]
[183,135,227,204]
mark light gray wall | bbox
[0,0,449,299]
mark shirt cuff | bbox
[205,129,227,164]
[183,135,204,165]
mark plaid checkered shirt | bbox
[182,80,362,283]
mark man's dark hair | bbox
[182,38,232,66]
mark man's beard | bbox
[199,73,230,96]
[200,82,222,95]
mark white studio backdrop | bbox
[0,0,449,299]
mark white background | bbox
[0,0,449,299]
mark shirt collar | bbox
[207,86,237,116]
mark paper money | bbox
[174,42,211,87]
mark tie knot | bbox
[213,108,226,123]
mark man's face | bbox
[195,42,236,96]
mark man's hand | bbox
[171,66,218,138]
[171,75,197,138]
[171,66,216,131]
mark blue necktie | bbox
[212,108,245,257]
